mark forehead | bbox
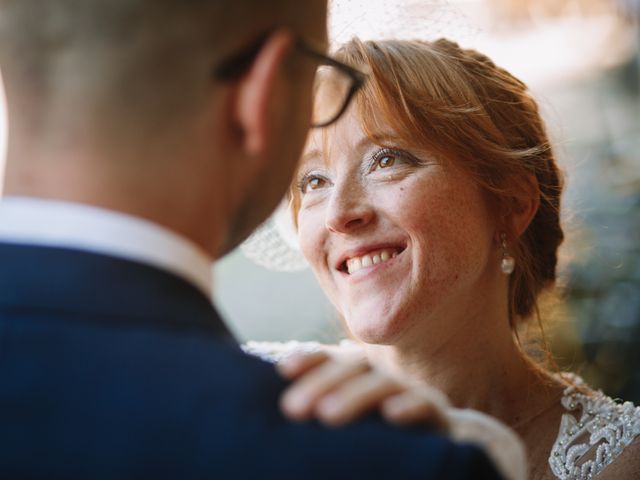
[301,109,396,169]
[302,112,361,164]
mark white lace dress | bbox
[548,374,640,480]
[243,342,640,480]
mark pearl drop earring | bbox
[500,233,515,275]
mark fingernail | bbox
[383,398,410,417]
[276,361,295,377]
[318,395,341,418]
[282,391,308,415]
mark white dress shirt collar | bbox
[0,196,214,299]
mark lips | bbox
[336,244,406,275]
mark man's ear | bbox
[504,174,541,238]
[234,30,295,157]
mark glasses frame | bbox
[212,34,366,128]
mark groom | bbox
[0,1,503,478]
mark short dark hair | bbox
[0,0,314,138]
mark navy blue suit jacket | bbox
[0,242,502,479]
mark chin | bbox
[345,307,414,346]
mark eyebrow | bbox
[301,148,322,164]
[367,132,402,147]
[354,132,403,152]
[299,132,402,166]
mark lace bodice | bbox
[548,375,640,479]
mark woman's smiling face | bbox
[295,110,501,346]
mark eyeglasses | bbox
[213,34,366,128]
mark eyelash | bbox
[297,172,330,195]
[367,147,418,172]
[297,147,423,195]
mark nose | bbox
[325,180,374,233]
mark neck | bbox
[364,288,560,426]
[2,139,228,259]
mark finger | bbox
[381,391,450,431]
[277,351,330,379]
[314,371,403,427]
[280,359,369,421]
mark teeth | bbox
[345,248,400,274]
[348,257,362,273]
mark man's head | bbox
[0,0,328,257]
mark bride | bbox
[245,38,640,479]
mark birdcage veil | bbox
[240,0,480,272]
[328,0,479,48]
[239,197,308,272]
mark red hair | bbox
[292,38,564,326]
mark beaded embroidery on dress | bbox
[548,374,640,479]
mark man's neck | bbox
[2,144,227,259]
[0,196,216,298]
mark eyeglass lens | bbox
[311,65,355,128]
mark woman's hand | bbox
[277,350,450,430]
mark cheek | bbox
[297,209,322,265]
[298,212,322,270]
[297,208,339,295]
[394,177,494,283]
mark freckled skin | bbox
[297,110,501,348]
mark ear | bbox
[501,174,540,239]
[234,30,295,156]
